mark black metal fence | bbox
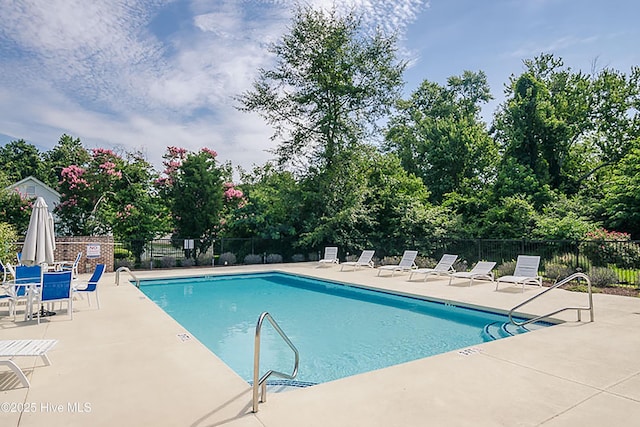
[115,236,640,286]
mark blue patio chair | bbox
[35,271,73,324]
[73,264,105,309]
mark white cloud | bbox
[0,0,429,173]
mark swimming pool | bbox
[140,272,547,384]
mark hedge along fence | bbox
[115,237,640,286]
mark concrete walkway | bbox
[1,263,639,426]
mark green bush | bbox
[198,255,213,266]
[544,262,574,282]
[550,252,591,272]
[0,222,18,264]
[496,260,517,278]
[266,253,283,264]
[114,258,134,270]
[292,254,305,262]
[588,266,619,287]
[114,247,133,260]
[580,229,640,268]
[244,254,262,264]
[218,252,236,266]
[161,256,176,268]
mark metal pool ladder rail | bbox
[252,312,299,413]
[509,272,594,327]
[115,266,140,288]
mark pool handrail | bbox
[115,266,140,288]
[253,311,299,413]
[508,272,594,327]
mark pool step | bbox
[482,321,531,341]
[248,379,317,393]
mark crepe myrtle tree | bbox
[56,148,169,263]
[156,147,245,261]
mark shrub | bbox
[380,255,400,266]
[244,254,263,264]
[588,266,619,287]
[266,253,283,264]
[550,252,591,272]
[415,256,435,269]
[198,255,213,266]
[544,262,574,282]
[308,252,319,262]
[496,260,517,278]
[291,254,305,262]
[114,258,134,270]
[161,256,176,268]
[114,247,132,260]
[218,252,237,266]
[0,221,18,264]
[182,258,195,267]
[580,228,640,268]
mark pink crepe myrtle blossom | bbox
[224,186,244,201]
[61,165,89,189]
[201,147,218,157]
[91,148,119,159]
[116,204,135,219]
[98,161,123,178]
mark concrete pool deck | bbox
[1,263,639,426]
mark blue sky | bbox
[0,0,638,172]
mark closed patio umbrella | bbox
[22,197,56,266]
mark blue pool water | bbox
[140,272,545,384]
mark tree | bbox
[237,5,405,170]
[226,163,302,240]
[56,148,169,262]
[157,147,240,260]
[602,142,640,238]
[42,134,91,186]
[0,139,47,184]
[0,221,19,264]
[493,54,639,200]
[0,171,33,235]
[385,71,497,203]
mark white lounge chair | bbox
[409,254,458,281]
[317,247,339,267]
[448,261,496,286]
[377,251,418,277]
[340,250,375,271]
[495,255,542,292]
[0,339,58,388]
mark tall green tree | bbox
[227,163,302,240]
[237,5,405,170]
[42,134,91,187]
[0,139,47,184]
[493,54,639,200]
[0,171,33,235]
[602,141,640,238]
[385,71,497,203]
